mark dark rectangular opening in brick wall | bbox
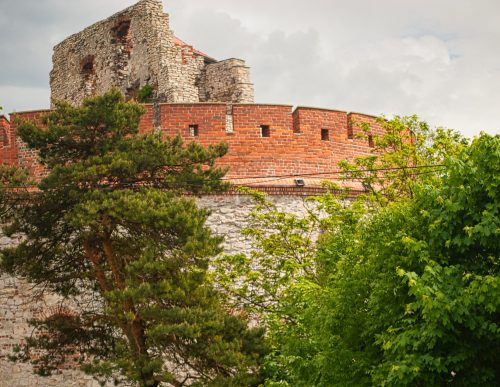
[368,134,374,147]
[347,115,353,139]
[321,128,329,141]
[189,124,199,137]
[260,125,270,138]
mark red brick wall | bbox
[10,111,50,178]
[138,104,154,134]
[2,104,385,185]
[158,104,380,179]
[348,112,384,146]
[5,106,154,178]
[0,115,17,165]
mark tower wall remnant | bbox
[49,0,254,106]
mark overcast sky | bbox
[0,0,499,137]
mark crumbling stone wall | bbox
[0,233,103,387]
[50,0,254,106]
[198,59,255,103]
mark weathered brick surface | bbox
[5,104,381,184]
[0,115,17,166]
[158,103,378,180]
[9,111,51,179]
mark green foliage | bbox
[0,90,266,386]
[213,187,319,315]
[309,134,498,385]
[0,164,30,219]
[137,84,154,103]
[340,115,467,204]
[216,114,499,386]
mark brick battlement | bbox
[0,114,17,166]
[0,103,382,189]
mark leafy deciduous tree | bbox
[215,115,499,386]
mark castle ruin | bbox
[0,1,385,385]
[50,0,254,106]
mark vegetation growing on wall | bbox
[137,84,154,103]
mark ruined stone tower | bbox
[50,0,254,106]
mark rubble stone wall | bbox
[0,234,104,387]
[198,59,254,103]
[50,0,254,106]
[0,194,308,386]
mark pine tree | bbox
[0,90,266,386]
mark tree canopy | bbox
[214,117,499,386]
[0,90,266,387]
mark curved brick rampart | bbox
[0,103,382,385]
[1,104,382,189]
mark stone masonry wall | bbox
[50,0,254,106]
[51,0,168,106]
[198,59,254,103]
[0,234,103,387]
[0,194,309,386]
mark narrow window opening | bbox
[260,125,270,138]
[82,62,93,74]
[321,128,330,141]
[368,135,374,148]
[189,124,199,137]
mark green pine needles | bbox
[0,90,266,386]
